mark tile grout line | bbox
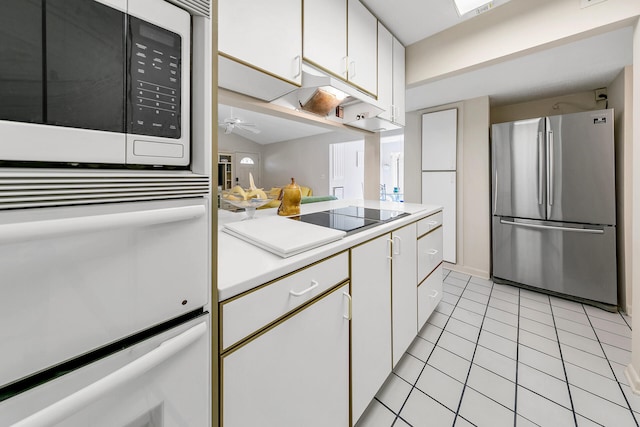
[548,295,579,427]
[513,288,520,427]
[582,305,640,427]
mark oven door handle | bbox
[0,204,205,244]
[12,321,207,427]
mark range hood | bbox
[272,64,400,132]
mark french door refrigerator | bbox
[491,109,617,306]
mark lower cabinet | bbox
[418,264,444,328]
[221,283,350,427]
[351,233,392,423]
[417,220,444,330]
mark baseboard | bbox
[625,364,640,394]
[443,262,490,280]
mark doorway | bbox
[234,151,261,188]
[329,140,364,200]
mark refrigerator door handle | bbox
[499,219,604,234]
[493,168,498,215]
[538,131,543,205]
[548,130,554,207]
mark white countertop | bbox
[217,199,442,301]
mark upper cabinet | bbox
[304,0,377,96]
[218,0,302,101]
[377,23,405,126]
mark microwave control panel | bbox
[128,17,181,139]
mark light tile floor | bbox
[356,269,638,427]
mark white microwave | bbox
[0,0,191,168]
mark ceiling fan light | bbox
[453,0,492,16]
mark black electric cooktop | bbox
[290,206,409,235]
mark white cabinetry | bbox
[303,0,377,95]
[218,0,302,101]
[351,233,392,423]
[222,283,350,427]
[417,213,444,329]
[378,23,405,126]
[391,223,417,367]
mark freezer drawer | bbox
[492,217,617,305]
[0,315,210,426]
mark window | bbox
[239,157,254,165]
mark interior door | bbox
[546,110,616,225]
[234,151,260,189]
[492,118,546,220]
[422,171,456,263]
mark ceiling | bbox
[218,0,634,144]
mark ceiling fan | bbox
[218,116,261,135]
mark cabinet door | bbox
[222,284,350,427]
[303,0,347,79]
[422,109,457,171]
[392,37,405,125]
[377,23,393,122]
[219,0,302,85]
[418,265,443,329]
[351,234,392,423]
[422,172,456,263]
[347,0,377,95]
[391,223,418,367]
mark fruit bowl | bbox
[222,197,274,219]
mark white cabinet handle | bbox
[387,238,393,260]
[343,56,349,77]
[350,60,356,78]
[393,236,402,255]
[427,220,438,227]
[343,292,352,320]
[0,204,205,244]
[426,249,439,256]
[13,321,207,427]
[429,290,439,298]
[289,280,319,297]
[293,55,302,78]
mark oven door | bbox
[0,198,208,389]
[0,315,210,426]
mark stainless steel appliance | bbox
[491,109,617,306]
[0,0,191,167]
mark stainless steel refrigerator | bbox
[491,109,617,306]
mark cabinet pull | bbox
[427,220,438,226]
[429,290,439,298]
[289,280,319,297]
[387,239,393,260]
[426,249,439,256]
[293,55,302,78]
[343,292,352,320]
[343,56,349,77]
[393,236,402,255]
[350,60,356,78]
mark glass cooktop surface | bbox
[328,206,409,222]
[290,206,409,235]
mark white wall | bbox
[491,90,605,123]
[405,97,491,278]
[406,0,640,87]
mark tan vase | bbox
[277,177,302,216]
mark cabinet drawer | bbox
[418,226,443,283]
[221,251,349,350]
[418,265,443,329]
[417,210,443,237]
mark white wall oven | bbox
[0,0,191,168]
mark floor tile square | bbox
[594,328,632,351]
[478,329,517,360]
[453,415,476,427]
[516,385,575,427]
[555,317,598,340]
[482,316,518,342]
[451,306,485,328]
[520,306,554,326]
[473,345,517,382]
[415,364,464,412]
[517,362,571,409]
[519,289,550,304]
[590,316,632,337]
[427,311,449,328]
[570,384,637,427]
[442,291,460,305]
[375,374,412,413]
[469,276,493,287]
[427,346,472,383]
[444,284,464,297]
[458,386,514,427]
[517,343,563,378]
[435,300,455,316]
[438,330,476,361]
[561,344,615,379]
[564,362,627,406]
[584,305,627,325]
[556,329,604,357]
[458,297,487,316]
[406,336,435,362]
[355,399,396,427]
[519,316,557,341]
[519,297,552,314]
[444,276,469,289]
[552,305,591,325]
[485,306,519,326]
[466,282,492,296]
[519,329,561,359]
[417,322,443,344]
[462,288,490,305]
[449,271,471,281]
[444,316,481,343]
[575,414,604,427]
[393,353,425,385]
[466,364,515,410]
[491,288,520,304]
[488,297,519,315]
[549,296,586,314]
[515,415,539,427]
[399,388,456,427]
[492,282,520,295]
